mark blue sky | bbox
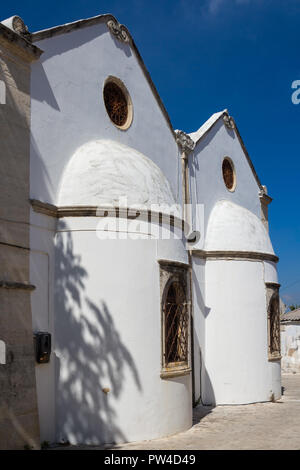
[2,0,299,306]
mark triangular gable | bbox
[31,14,175,142]
[189,110,263,191]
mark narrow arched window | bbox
[269,293,281,357]
[163,280,188,366]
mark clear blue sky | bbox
[2,0,299,306]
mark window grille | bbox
[163,281,189,366]
[103,81,128,127]
[269,293,281,356]
[222,157,235,191]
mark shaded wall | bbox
[0,36,40,449]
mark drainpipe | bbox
[175,130,196,405]
[175,130,195,229]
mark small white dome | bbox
[205,200,274,254]
[58,140,176,210]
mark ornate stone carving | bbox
[107,19,129,43]
[175,130,195,154]
[223,114,235,130]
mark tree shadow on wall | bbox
[54,223,141,445]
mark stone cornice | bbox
[259,190,273,205]
[0,280,35,291]
[30,199,185,230]
[175,130,195,154]
[30,199,58,217]
[192,250,279,263]
[223,114,235,130]
[157,259,190,270]
[106,18,130,43]
[0,23,43,61]
[265,282,281,289]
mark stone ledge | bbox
[0,280,35,291]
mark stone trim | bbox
[158,259,190,270]
[30,200,185,230]
[160,367,192,379]
[159,262,191,376]
[175,130,195,154]
[0,23,43,61]
[193,250,279,263]
[106,18,130,43]
[0,241,30,251]
[265,282,281,288]
[0,280,35,291]
[30,199,58,217]
[259,191,273,205]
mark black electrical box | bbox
[34,332,51,364]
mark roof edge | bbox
[188,109,227,145]
[189,109,263,191]
[0,22,43,60]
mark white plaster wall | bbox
[52,217,191,445]
[30,210,56,442]
[204,260,274,404]
[189,119,262,241]
[264,261,279,284]
[191,256,206,404]
[264,261,281,399]
[281,324,300,373]
[30,23,180,206]
[204,200,274,254]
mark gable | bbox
[30,15,179,206]
[189,113,265,236]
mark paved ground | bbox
[55,374,300,450]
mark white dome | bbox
[205,200,274,254]
[58,140,176,210]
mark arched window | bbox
[269,293,281,358]
[163,279,188,366]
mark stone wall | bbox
[0,30,40,449]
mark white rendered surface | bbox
[204,260,275,405]
[204,200,274,254]
[30,23,180,206]
[281,324,300,373]
[58,140,176,210]
[54,219,192,444]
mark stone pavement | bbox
[55,374,300,450]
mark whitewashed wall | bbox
[190,119,281,404]
[53,218,191,444]
[30,23,180,206]
[204,260,274,404]
[281,324,300,373]
[189,119,262,242]
[30,210,56,442]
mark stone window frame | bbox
[103,76,133,130]
[159,259,191,379]
[266,282,281,361]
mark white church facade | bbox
[0,13,281,448]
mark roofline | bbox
[281,308,300,323]
[189,109,263,191]
[232,117,263,190]
[188,110,227,146]
[0,22,43,60]
[31,14,175,138]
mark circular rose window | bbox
[103,78,133,130]
[222,157,236,191]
